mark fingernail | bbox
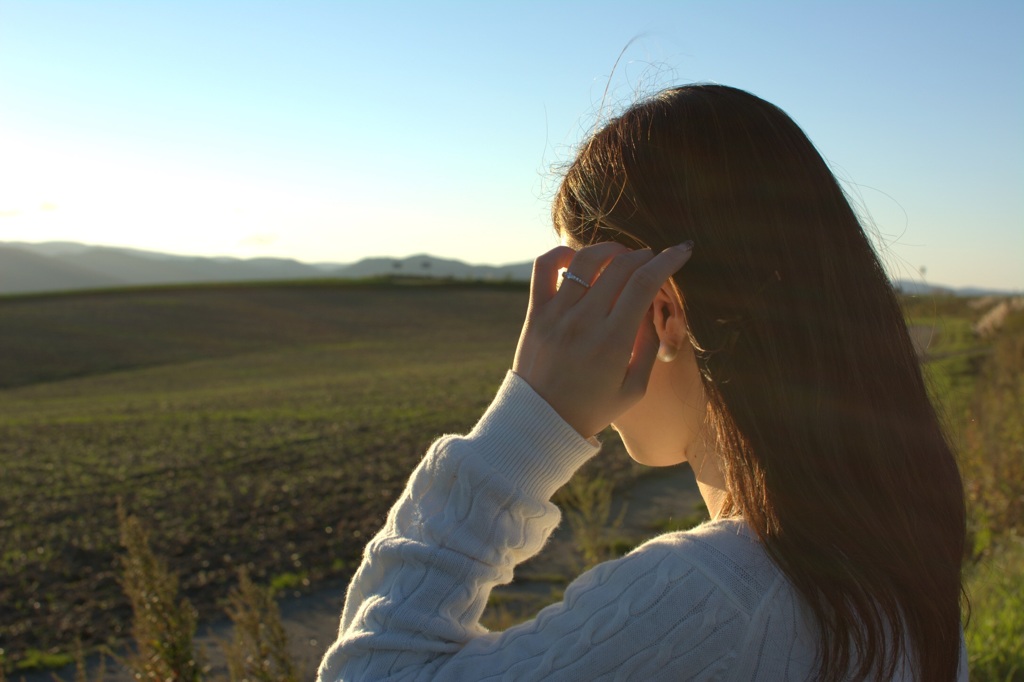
[677,240,694,251]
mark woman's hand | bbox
[512,241,694,439]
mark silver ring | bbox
[561,270,591,289]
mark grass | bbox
[11,649,75,673]
[268,572,308,596]
[966,538,1024,681]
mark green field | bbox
[1,282,1021,679]
[0,280,530,669]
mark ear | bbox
[652,281,687,348]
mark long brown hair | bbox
[553,85,965,681]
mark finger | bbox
[530,245,576,307]
[584,247,656,314]
[621,308,660,397]
[553,242,632,307]
[611,242,694,331]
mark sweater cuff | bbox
[466,371,601,501]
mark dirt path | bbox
[24,464,701,681]
[518,462,701,581]
[485,462,703,618]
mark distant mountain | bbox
[332,254,532,281]
[0,241,533,295]
[0,246,123,294]
[892,279,1020,297]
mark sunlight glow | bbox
[0,129,332,257]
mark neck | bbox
[687,437,729,520]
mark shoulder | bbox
[629,519,826,679]
[627,518,788,616]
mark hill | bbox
[0,241,533,295]
[0,278,528,389]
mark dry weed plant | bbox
[117,504,203,682]
[115,505,301,682]
[556,474,628,571]
[74,640,105,682]
[220,568,299,682]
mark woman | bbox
[319,85,967,681]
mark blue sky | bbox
[0,1,1021,289]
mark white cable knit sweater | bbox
[318,372,965,681]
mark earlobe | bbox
[652,282,687,355]
[656,342,679,363]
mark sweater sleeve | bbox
[317,372,750,682]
